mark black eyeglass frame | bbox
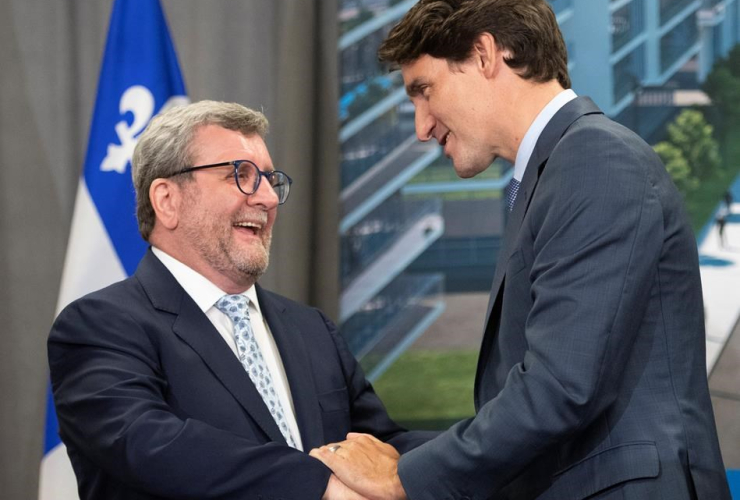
[172,160,292,204]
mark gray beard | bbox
[226,237,270,281]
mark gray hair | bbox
[131,100,269,241]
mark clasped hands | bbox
[311,433,407,500]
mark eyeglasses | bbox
[172,160,292,204]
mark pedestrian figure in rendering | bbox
[717,209,728,248]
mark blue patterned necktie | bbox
[505,177,521,212]
[215,294,297,448]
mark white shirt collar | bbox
[513,88,577,181]
[151,247,259,311]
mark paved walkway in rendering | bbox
[700,176,740,471]
[700,176,740,373]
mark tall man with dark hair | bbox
[312,1,731,499]
[48,100,430,500]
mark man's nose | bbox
[248,177,279,209]
[415,105,435,142]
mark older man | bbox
[48,100,428,500]
[312,1,731,499]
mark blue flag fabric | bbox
[40,1,187,498]
[85,0,187,275]
[43,387,61,454]
[728,470,740,499]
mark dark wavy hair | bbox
[378,0,570,89]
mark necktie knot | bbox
[215,294,250,323]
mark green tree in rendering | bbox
[654,109,721,194]
[668,110,721,180]
[702,66,740,130]
[718,44,740,78]
[654,141,697,193]
[702,44,740,133]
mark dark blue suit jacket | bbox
[397,97,730,499]
[48,250,429,500]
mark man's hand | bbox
[322,474,370,500]
[311,433,407,500]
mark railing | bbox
[660,13,700,71]
[339,204,444,322]
[660,0,699,25]
[342,273,445,381]
[697,0,728,26]
[340,73,403,124]
[340,138,441,234]
[340,30,391,95]
[611,0,646,53]
[612,45,646,103]
[341,197,442,287]
[340,113,413,188]
[338,0,417,51]
[336,0,447,380]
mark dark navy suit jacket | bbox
[397,97,730,500]
[49,250,429,500]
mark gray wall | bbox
[0,1,338,497]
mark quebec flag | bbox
[39,0,187,498]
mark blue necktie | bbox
[505,177,521,212]
[215,294,297,448]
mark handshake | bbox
[310,433,407,500]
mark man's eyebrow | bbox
[405,78,426,97]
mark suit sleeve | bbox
[397,125,666,499]
[318,311,438,453]
[48,294,331,500]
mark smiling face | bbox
[402,53,509,178]
[175,125,278,291]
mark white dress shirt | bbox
[151,247,304,450]
[513,89,577,182]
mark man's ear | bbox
[472,32,507,78]
[149,178,182,230]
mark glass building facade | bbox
[338,0,446,381]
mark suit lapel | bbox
[257,286,324,451]
[483,156,541,327]
[482,97,603,329]
[475,98,603,407]
[135,250,287,445]
[475,151,545,408]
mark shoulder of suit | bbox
[54,275,143,323]
[541,115,659,191]
[258,287,339,329]
[257,286,320,314]
[559,113,649,154]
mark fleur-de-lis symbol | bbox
[100,86,154,174]
[100,86,188,174]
